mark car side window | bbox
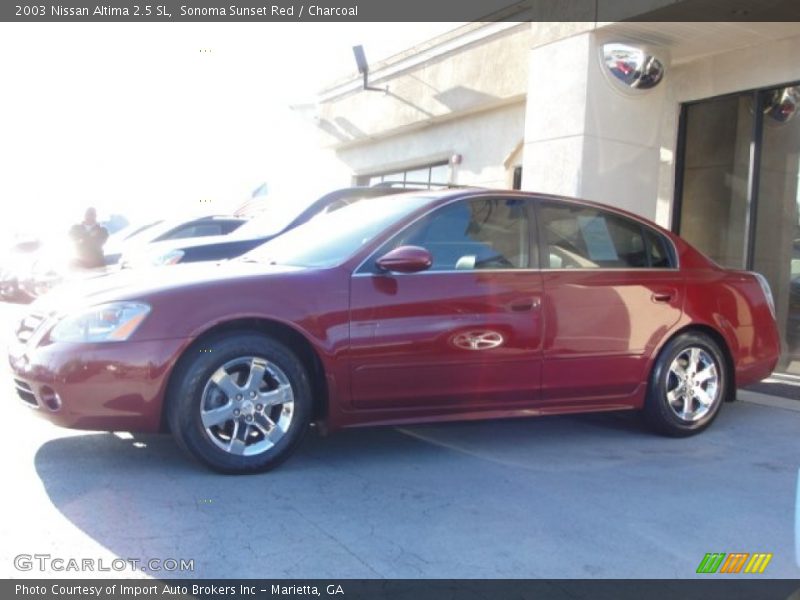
[643,228,674,268]
[379,197,531,272]
[166,224,224,240]
[541,203,671,269]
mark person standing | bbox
[69,207,109,268]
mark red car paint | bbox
[8,190,780,433]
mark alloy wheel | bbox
[665,346,720,422]
[199,356,294,456]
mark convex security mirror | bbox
[764,86,800,124]
[602,43,665,91]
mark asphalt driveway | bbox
[1,302,798,579]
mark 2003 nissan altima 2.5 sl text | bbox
[7,190,780,473]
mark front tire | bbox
[167,332,312,473]
[644,332,728,437]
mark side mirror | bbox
[375,245,433,274]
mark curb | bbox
[738,390,800,413]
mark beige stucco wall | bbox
[521,25,800,228]
[335,101,527,189]
[522,28,671,220]
[316,23,531,149]
[312,21,800,231]
[655,32,800,227]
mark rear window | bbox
[644,228,674,268]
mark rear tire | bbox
[644,332,728,437]
[166,332,312,473]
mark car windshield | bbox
[241,194,433,268]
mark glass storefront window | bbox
[678,83,800,374]
[404,168,430,185]
[360,162,450,189]
[430,163,449,186]
[678,95,753,269]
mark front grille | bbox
[15,312,46,344]
[13,379,37,407]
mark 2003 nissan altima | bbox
[8,190,780,473]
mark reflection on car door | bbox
[349,196,544,411]
[538,202,684,405]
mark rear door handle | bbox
[509,298,540,312]
[652,292,674,303]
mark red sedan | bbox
[8,190,780,473]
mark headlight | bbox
[49,302,151,343]
[152,250,185,266]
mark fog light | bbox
[39,386,62,411]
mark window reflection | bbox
[763,86,800,124]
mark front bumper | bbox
[8,336,190,432]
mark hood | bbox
[32,260,303,315]
[119,233,271,267]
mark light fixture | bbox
[601,43,665,91]
[352,45,387,94]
